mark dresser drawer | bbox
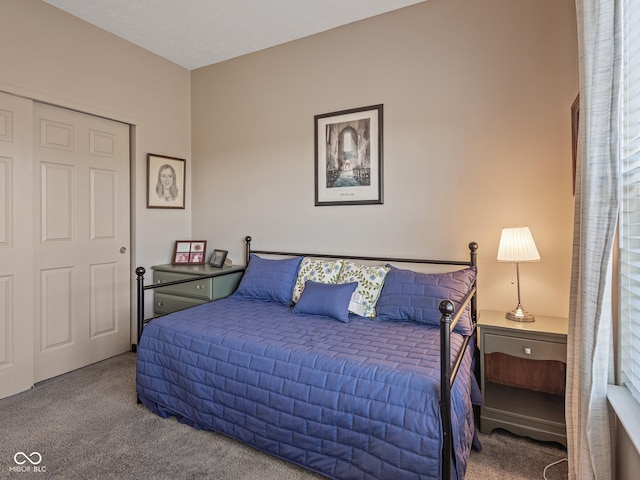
[153,292,209,315]
[153,271,212,300]
[484,333,566,363]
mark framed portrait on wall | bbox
[147,153,186,209]
[314,104,383,206]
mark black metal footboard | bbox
[438,285,477,478]
[134,266,242,346]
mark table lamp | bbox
[497,226,540,322]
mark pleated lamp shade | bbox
[497,227,540,263]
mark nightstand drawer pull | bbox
[524,347,532,355]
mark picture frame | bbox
[172,240,207,265]
[147,153,186,209]
[314,104,383,206]
[209,249,228,268]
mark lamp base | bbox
[505,305,535,322]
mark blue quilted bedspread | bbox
[136,296,475,479]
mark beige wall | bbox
[191,0,578,317]
[0,0,192,335]
[0,0,578,326]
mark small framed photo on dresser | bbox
[172,240,207,265]
[209,249,228,268]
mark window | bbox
[619,0,640,403]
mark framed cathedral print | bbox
[314,104,383,206]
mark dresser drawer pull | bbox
[196,284,204,290]
[523,347,532,355]
[156,302,164,306]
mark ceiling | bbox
[43,0,427,70]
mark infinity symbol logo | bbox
[14,451,42,465]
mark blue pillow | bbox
[376,265,477,335]
[291,280,358,323]
[234,254,303,305]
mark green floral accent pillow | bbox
[337,261,390,318]
[292,257,344,304]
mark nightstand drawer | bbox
[153,271,212,300]
[484,333,566,363]
[153,293,209,315]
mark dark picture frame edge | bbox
[209,249,229,268]
[314,104,384,206]
[147,153,186,209]
[571,94,579,196]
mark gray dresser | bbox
[151,264,244,316]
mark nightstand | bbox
[478,309,568,447]
[151,263,244,315]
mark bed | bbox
[135,236,480,479]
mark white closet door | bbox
[0,92,35,398]
[33,103,130,382]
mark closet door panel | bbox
[33,103,130,382]
[0,92,34,399]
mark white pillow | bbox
[337,261,390,318]
[291,257,344,304]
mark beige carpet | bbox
[0,352,567,479]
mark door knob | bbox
[120,247,127,254]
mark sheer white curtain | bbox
[567,1,621,479]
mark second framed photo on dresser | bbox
[209,249,228,268]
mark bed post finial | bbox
[439,299,455,317]
[245,236,252,266]
[468,242,478,267]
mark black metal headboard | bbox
[244,235,477,267]
[243,234,478,323]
